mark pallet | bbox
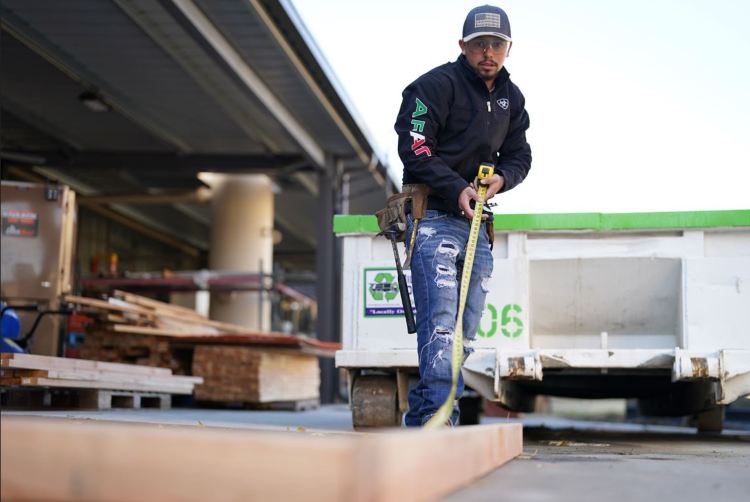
[1,417,522,502]
[0,387,170,410]
[78,389,170,410]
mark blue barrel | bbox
[1,305,24,353]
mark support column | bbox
[316,158,339,403]
[206,174,274,330]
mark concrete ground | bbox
[2,405,749,501]
[450,416,750,501]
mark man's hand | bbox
[474,174,505,200]
[457,186,489,220]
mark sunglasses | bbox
[465,39,508,53]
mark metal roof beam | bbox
[113,0,281,154]
[249,0,370,167]
[169,0,326,167]
[1,150,305,173]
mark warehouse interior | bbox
[1,0,398,403]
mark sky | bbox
[289,0,750,214]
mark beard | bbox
[475,66,499,81]
[473,58,499,79]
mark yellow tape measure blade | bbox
[422,163,493,429]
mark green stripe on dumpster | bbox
[333,214,381,234]
[334,210,750,234]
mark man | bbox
[394,4,531,426]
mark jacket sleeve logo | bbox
[409,98,432,157]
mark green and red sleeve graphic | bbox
[394,77,469,206]
[409,98,431,157]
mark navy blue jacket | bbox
[395,55,531,213]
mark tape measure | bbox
[423,163,494,429]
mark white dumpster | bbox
[335,210,750,430]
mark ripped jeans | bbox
[404,210,494,426]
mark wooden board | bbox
[112,324,216,337]
[112,290,257,333]
[67,293,270,336]
[112,290,208,320]
[179,333,341,356]
[2,376,194,394]
[8,368,202,386]
[0,417,522,502]
[0,353,201,394]
[64,294,156,318]
[0,353,172,376]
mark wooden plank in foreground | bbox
[0,417,521,502]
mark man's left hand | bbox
[473,174,505,200]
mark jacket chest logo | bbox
[496,98,509,110]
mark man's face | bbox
[459,36,511,82]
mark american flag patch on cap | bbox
[475,12,502,29]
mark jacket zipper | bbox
[485,93,492,164]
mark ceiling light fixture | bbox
[78,90,111,112]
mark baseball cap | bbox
[462,5,511,42]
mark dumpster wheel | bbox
[696,406,725,433]
[351,374,400,428]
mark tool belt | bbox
[375,184,431,242]
[375,184,495,250]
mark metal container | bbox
[335,210,750,430]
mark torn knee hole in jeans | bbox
[437,240,460,258]
[435,264,457,289]
[419,326,453,363]
[431,326,453,342]
[427,327,453,368]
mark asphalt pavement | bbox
[3,405,749,501]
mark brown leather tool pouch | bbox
[374,184,431,242]
[375,192,409,241]
[406,183,430,220]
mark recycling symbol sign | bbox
[369,272,398,301]
[364,268,415,317]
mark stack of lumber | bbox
[66,290,252,338]
[65,291,335,406]
[80,330,179,371]
[0,353,202,395]
[71,290,273,374]
[192,346,320,404]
